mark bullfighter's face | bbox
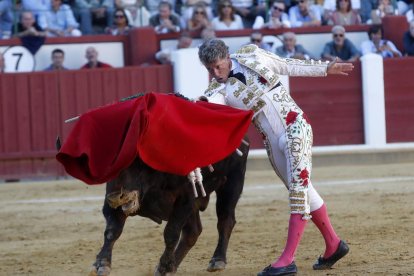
[204,55,232,83]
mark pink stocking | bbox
[272,214,307,268]
[311,203,340,258]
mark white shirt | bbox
[360,39,402,58]
[212,14,244,30]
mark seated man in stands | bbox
[275,31,313,60]
[321,25,360,62]
[403,20,414,56]
[149,1,180,34]
[44,48,68,71]
[155,32,193,64]
[252,0,291,30]
[0,0,13,39]
[289,0,322,27]
[21,0,51,18]
[247,31,271,51]
[73,0,115,35]
[38,0,82,37]
[81,46,113,69]
[231,0,266,28]
[13,11,46,37]
[361,24,402,58]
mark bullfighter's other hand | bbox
[327,57,354,76]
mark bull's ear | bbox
[56,136,62,151]
[198,96,209,102]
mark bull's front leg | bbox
[208,173,244,272]
[173,211,202,267]
[155,198,192,276]
[90,202,127,276]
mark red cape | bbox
[56,93,253,184]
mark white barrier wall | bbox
[171,48,210,99]
[361,53,386,146]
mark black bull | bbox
[89,140,250,276]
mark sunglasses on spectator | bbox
[272,6,284,11]
[251,38,262,42]
[195,10,205,14]
[115,14,125,18]
[299,0,306,3]
[333,33,344,37]
[339,0,349,2]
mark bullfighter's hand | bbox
[327,57,354,76]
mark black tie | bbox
[228,70,246,85]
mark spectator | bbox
[327,0,361,26]
[231,0,266,28]
[371,0,397,24]
[275,31,313,60]
[289,0,322,27]
[0,51,4,72]
[0,0,13,39]
[149,1,181,33]
[155,32,193,64]
[181,0,213,29]
[38,0,82,37]
[321,25,360,62]
[186,2,211,31]
[211,0,244,30]
[247,31,271,51]
[81,46,113,68]
[323,0,360,22]
[13,10,46,37]
[252,0,291,29]
[406,4,414,22]
[116,0,150,27]
[105,8,132,35]
[44,48,68,71]
[73,0,115,35]
[21,0,51,18]
[200,26,216,40]
[403,20,414,55]
[361,25,402,58]
[397,0,413,15]
[145,0,174,15]
[359,0,377,23]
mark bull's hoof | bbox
[154,265,175,276]
[207,258,226,272]
[89,265,111,276]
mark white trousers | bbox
[255,111,324,216]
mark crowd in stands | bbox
[1,0,414,71]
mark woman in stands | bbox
[105,8,132,35]
[186,2,212,32]
[327,0,361,26]
[211,0,244,31]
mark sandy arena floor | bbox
[0,162,413,276]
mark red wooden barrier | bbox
[0,65,174,180]
[384,57,414,143]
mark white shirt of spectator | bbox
[361,39,402,58]
[212,14,244,30]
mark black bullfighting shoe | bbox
[313,240,349,270]
[257,262,297,276]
